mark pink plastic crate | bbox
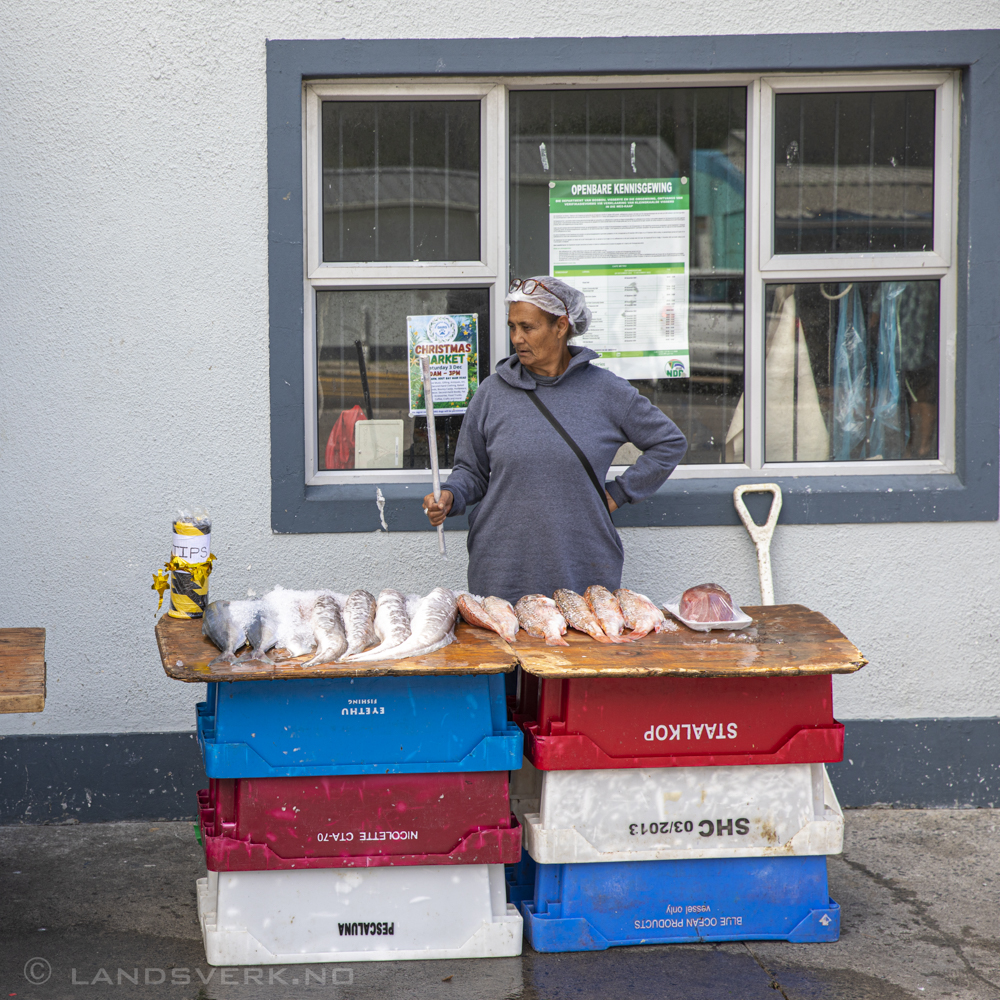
[198,772,521,871]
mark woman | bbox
[423,277,688,603]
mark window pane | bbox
[322,101,480,262]
[316,288,490,470]
[763,280,938,462]
[510,88,747,465]
[774,91,935,254]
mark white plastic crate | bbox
[517,758,843,864]
[197,864,522,965]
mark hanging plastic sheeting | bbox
[868,282,909,460]
[830,284,869,461]
[764,287,830,462]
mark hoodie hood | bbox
[495,344,600,390]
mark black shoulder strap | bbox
[523,388,611,515]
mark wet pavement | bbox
[0,809,997,999]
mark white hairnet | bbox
[506,276,592,338]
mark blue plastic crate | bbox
[197,674,522,778]
[517,855,839,952]
[504,849,537,909]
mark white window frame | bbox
[303,72,960,486]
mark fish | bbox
[584,585,630,640]
[679,583,739,623]
[348,589,411,660]
[241,604,280,664]
[203,600,254,666]
[457,593,504,635]
[341,589,379,657]
[299,593,349,667]
[482,596,519,643]
[346,587,457,662]
[614,589,672,639]
[515,594,569,646]
[554,589,626,643]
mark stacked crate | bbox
[508,670,845,952]
[193,670,525,965]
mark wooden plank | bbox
[156,614,516,682]
[0,628,46,713]
[512,605,867,678]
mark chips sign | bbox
[407,314,479,417]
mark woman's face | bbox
[507,301,570,373]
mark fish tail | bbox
[627,628,652,640]
[545,635,571,646]
[240,649,276,665]
[208,652,238,666]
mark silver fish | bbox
[203,601,249,666]
[237,587,320,663]
[341,589,378,657]
[351,589,411,660]
[300,594,348,667]
[241,605,280,664]
[482,596,519,643]
[347,587,457,662]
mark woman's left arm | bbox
[605,394,688,509]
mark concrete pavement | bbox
[1,809,997,999]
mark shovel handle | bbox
[733,483,783,605]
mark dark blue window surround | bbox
[267,33,1000,534]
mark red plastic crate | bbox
[198,772,521,871]
[514,673,843,771]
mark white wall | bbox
[2,3,998,736]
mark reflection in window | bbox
[774,91,935,254]
[759,281,938,462]
[322,101,481,262]
[509,88,747,464]
[316,288,490,470]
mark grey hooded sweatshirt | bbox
[444,346,688,603]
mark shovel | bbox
[733,484,782,605]
[420,357,446,557]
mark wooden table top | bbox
[157,604,864,682]
[512,605,866,678]
[0,628,46,713]
[155,614,517,681]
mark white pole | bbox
[420,357,446,557]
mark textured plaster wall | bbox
[2,3,999,736]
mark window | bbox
[271,36,998,531]
[509,87,746,467]
[303,72,957,487]
[303,83,504,483]
[756,73,957,475]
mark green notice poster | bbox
[549,178,690,380]
[407,313,479,417]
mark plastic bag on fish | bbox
[664,584,752,632]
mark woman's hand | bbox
[423,490,454,526]
[605,491,619,513]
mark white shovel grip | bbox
[733,483,783,606]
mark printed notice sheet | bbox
[549,178,690,380]
[407,313,479,417]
